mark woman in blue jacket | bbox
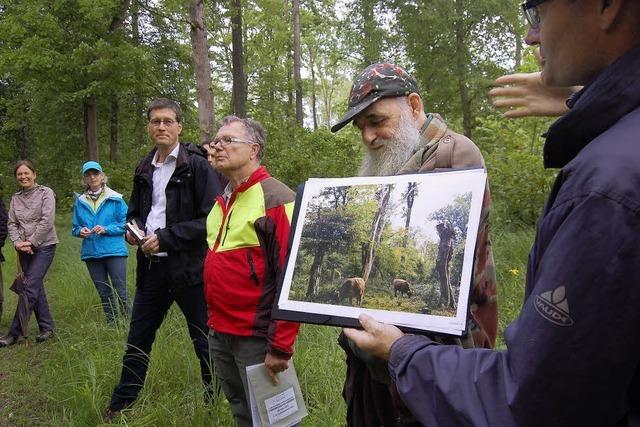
[72,161,130,323]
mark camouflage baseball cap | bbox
[330,63,420,133]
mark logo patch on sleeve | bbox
[534,286,574,326]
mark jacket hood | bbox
[102,185,123,199]
[183,142,207,159]
[77,185,123,208]
[543,44,640,169]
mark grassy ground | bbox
[0,216,534,426]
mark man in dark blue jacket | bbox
[345,1,640,426]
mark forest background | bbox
[0,0,557,425]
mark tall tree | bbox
[230,0,247,117]
[453,0,472,138]
[360,0,382,65]
[394,0,515,138]
[110,96,119,161]
[292,0,303,125]
[308,45,318,130]
[189,0,216,144]
[83,98,99,161]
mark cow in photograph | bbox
[393,279,412,298]
[336,277,366,306]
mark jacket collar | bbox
[544,44,640,169]
[137,142,200,178]
[77,185,122,209]
[17,183,41,196]
[233,166,270,194]
[398,113,448,173]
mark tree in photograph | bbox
[402,182,418,248]
[303,188,354,298]
[430,193,472,307]
[435,222,455,307]
[361,184,393,283]
[430,192,472,238]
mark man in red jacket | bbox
[203,116,300,426]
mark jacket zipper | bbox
[247,252,260,286]
[221,209,233,246]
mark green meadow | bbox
[0,215,531,426]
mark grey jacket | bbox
[8,184,58,248]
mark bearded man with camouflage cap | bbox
[332,63,498,426]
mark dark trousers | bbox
[85,256,130,323]
[9,244,56,337]
[209,332,267,427]
[109,258,213,411]
[0,262,4,319]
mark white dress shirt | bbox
[145,143,179,257]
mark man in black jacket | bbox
[106,98,223,418]
[0,197,7,321]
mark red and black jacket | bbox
[204,166,300,358]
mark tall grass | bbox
[0,215,534,426]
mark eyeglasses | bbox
[148,118,178,127]
[210,135,256,147]
[521,0,549,29]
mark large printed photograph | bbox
[275,169,487,335]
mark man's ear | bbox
[407,93,423,119]
[250,143,260,160]
[598,0,623,30]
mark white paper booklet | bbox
[246,362,308,427]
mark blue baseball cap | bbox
[82,161,103,174]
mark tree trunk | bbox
[403,182,416,248]
[361,0,380,66]
[83,98,99,161]
[435,223,455,307]
[131,0,140,42]
[292,0,303,126]
[110,96,118,162]
[189,0,216,145]
[514,32,522,71]
[130,0,146,146]
[454,0,472,139]
[309,47,318,130]
[361,185,392,283]
[15,126,29,160]
[306,250,325,298]
[231,0,247,117]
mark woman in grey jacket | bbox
[0,160,58,346]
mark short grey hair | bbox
[219,115,266,160]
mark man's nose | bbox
[361,127,377,146]
[524,27,540,46]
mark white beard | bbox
[358,110,421,177]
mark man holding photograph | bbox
[331,63,498,426]
[345,0,640,425]
[203,116,300,427]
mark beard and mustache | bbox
[358,108,421,177]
